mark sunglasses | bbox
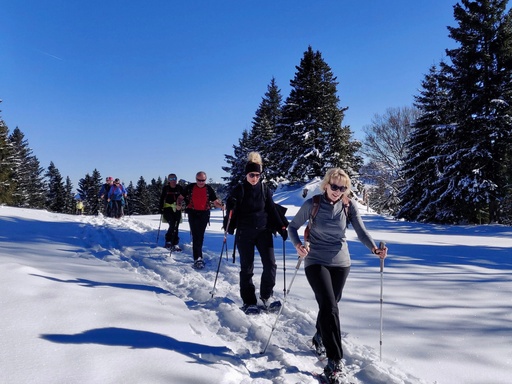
[169,177,177,181]
[248,173,261,179]
[329,183,347,192]
[196,179,206,182]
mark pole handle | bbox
[379,241,386,272]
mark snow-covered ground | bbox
[1,181,511,384]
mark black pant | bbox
[163,208,181,245]
[305,264,350,361]
[187,210,210,261]
[236,227,276,306]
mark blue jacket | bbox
[108,184,127,201]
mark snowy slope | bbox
[1,181,511,384]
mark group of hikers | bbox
[157,151,388,384]
[98,176,128,219]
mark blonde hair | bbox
[320,168,351,194]
[247,151,263,165]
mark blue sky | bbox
[1,0,457,188]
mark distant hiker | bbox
[107,178,127,219]
[224,152,289,315]
[182,171,223,268]
[98,176,114,217]
[159,173,185,251]
[76,200,84,215]
[287,168,387,383]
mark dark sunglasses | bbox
[169,177,177,181]
[196,179,206,182]
[248,173,261,179]
[329,183,347,192]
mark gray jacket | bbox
[288,194,376,268]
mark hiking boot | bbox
[323,359,345,383]
[171,245,182,252]
[312,332,326,358]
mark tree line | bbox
[2,1,511,224]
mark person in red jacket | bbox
[182,171,223,268]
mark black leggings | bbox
[305,264,350,361]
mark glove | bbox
[279,226,288,241]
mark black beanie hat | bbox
[245,161,262,175]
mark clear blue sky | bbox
[1,0,457,188]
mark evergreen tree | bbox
[9,127,46,208]
[435,0,512,223]
[276,46,358,182]
[398,65,452,221]
[45,162,67,213]
[64,177,75,214]
[0,110,15,205]
[223,78,284,190]
[222,130,253,191]
[77,169,102,215]
[131,177,151,215]
[149,177,163,214]
[126,181,135,216]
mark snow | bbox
[1,180,511,384]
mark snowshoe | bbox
[171,245,182,252]
[164,242,172,249]
[260,297,282,313]
[323,359,345,384]
[241,304,260,315]
[193,258,205,269]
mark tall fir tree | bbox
[9,127,46,208]
[77,169,102,215]
[435,0,512,223]
[0,111,16,205]
[45,162,67,213]
[223,78,283,190]
[131,176,151,215]
[149,177,163,214]
[275,46,358,182]
[398,65,453,221]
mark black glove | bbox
[279,227,288,241]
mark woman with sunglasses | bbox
[225,152,288,315]
[287,168,387,383]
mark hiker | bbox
[76,199,84,215]
[107,178,127,219]
[287,168,387,383]
[98,176,114,216]
[182,171,223,268]
[224,152,288,315]
[159,173,185,251]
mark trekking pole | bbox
[379,241,386,362]
[210,210,233,298]
[260,256,304,355]
[282,238,286,298]
[156,214,163,245]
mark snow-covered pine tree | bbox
[276,46,358,182]
[398,65,452,221]
[435,0,512,223]
[9,127,46,208]
[0,112,16,205]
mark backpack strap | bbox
[304,194,321,244]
